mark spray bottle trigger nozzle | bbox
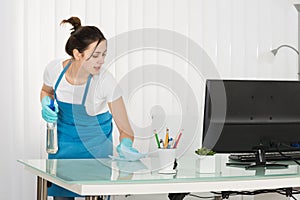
[49,99,55,112]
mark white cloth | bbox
[43,58,122,116]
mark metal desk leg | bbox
[37,176,48,200]
[37,176,42,200]
[42,179,48,200]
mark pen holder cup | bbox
[158,148,176,173]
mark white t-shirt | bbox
[43,58,122,116]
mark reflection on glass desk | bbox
[17,155,300,197]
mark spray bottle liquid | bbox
[46,99,58,154]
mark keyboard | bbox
[229,151,300,162]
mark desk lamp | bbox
[270,45,299,57]
[270,44,299,79]
[294,3,300,79]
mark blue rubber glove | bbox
[41,96,59,123]
[116,138,146,161]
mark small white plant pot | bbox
[196,155,216,173]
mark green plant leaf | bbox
[195,147,216,156]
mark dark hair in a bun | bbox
[60,16,106,57]
[61,16,82,34]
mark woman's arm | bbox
[108,97,134,142]
[40,84,54,101]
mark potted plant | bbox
[195,147,216,173]
[195,147,216,156]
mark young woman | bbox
[40,16,142,200]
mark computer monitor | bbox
[202,79,300,168]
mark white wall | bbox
[0,0,298,199]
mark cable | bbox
[292,188,300,194]
[291,195,297,200]
[210,188,298,199]
[188,193,216,199]
[276,143,300,165]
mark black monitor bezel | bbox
[202,79,300,154]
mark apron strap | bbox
[54,60,72,99]
[53,60,92,105]
[81,74,92,105]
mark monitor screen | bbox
[202,79,300,154]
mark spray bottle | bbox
[46,99,58,154]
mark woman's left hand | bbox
[116,138,145,161]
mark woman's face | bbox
[81,40,107,75]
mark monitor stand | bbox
[227,146,288,170]
[245,147,288,169]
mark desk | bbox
[18,155,300,200]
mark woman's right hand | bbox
[41,96,59,123]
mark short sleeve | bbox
[43,63,53,87]
[101,72,122,102]
[43,59,63,88]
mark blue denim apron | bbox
[48,61,113,197]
